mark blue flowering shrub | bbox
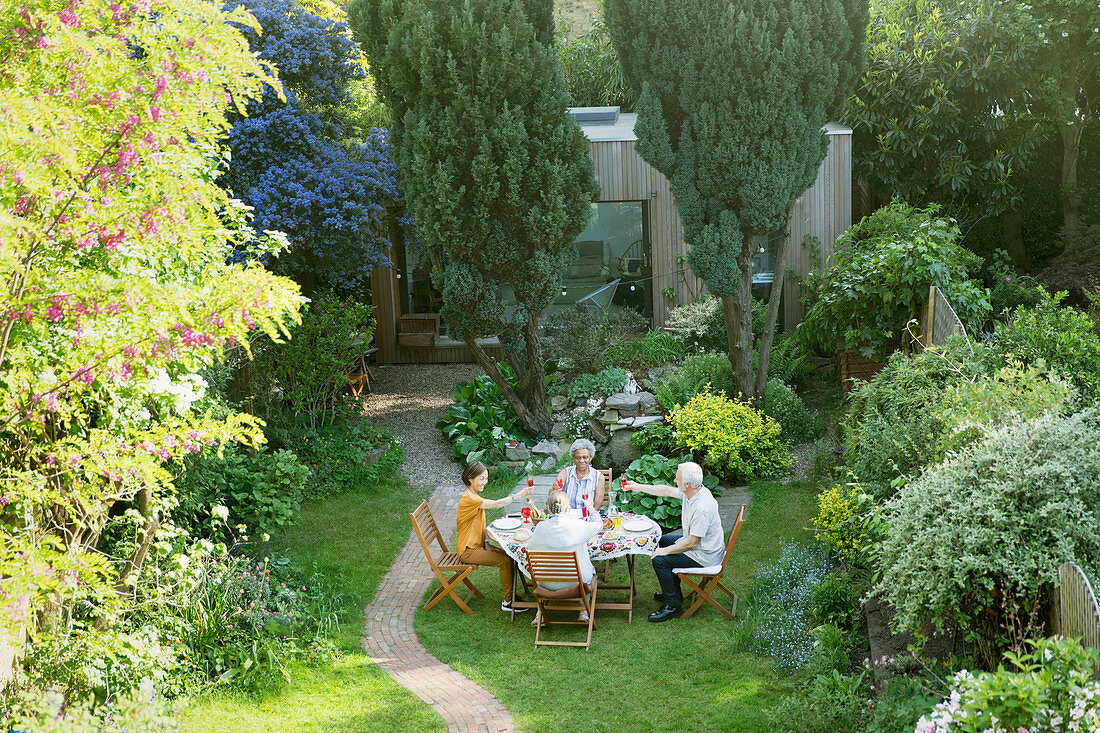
[748,542,833,672]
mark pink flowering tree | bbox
[0,0,303,635]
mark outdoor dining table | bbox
[486,512,662,623]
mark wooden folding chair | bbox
[527,551,598,650]
[410,500,483,614]
[673,504,746,620]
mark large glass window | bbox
[750,232,781,302]
[556,201,652,320]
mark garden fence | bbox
[921,285,973,352]
[1049,561,1100,675]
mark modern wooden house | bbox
[370,108,852,363]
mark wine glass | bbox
[521,506,531,525]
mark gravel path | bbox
[358,363,517,732]
[359,363,480,488]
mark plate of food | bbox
[622,516,654,533]
[491,517,522,531]
[603,530,621,540]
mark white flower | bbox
[212,505,229,522]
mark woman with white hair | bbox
[553,437,605,511]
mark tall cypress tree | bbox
[606,0,867,399]
[351,0,598,434]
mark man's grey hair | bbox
[679,461,704,489]
[569,438,596,460]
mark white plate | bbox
[622,517,654,533]
[491,517,522,531]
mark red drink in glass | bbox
[521,506,531,523]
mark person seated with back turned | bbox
[526,489,601,624]
[553,438,605,511]
[621,461,725,622]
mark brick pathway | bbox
[361,482,515,732]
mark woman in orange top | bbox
[456,460,533,612]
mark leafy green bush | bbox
[269,416,404,498]
[983,288,1100,402]
[618,453,718,529]
[916,637,1100,732]
[249,294,375,427]
[172,445,308,543]
[671,390,791,482]
[664,293,766,352]
[646,351,737,410]
[543,304,648,375]
[875,409,1100,658]
[986,249,1044,318]
[800,201,990,359]
[561,406,595,442]
[762,378,821,444]
[629,420,679,455]
[565,366,628,401]
[812,484,882,568]
[764,331,815,388]
[435,374,520,464]
[557,17,635,109]
[844,340,1075,491]
[620,329,687,367]
[771,668,871,733]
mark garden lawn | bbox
[177,474,444,732]
[415,479,820,732]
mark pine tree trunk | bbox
[463,335,551,437]
[754,228,791,400]
[723,242,755,401]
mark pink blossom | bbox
[12,170,24,185]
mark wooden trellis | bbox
[1049,561,1100,676]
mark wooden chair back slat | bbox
[411,500,446,557]
[718,504,747,570]
[527,551,583,585]
[598,468,612,507]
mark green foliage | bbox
[875,410,1100,656]
[762,378,821,445]
[3,688,179,733]
[986,249,1044,318]
[250,294,374,428]
[917,637,1100,732]
[560,406,595,442]
[267,417,404,498]
[646,352,736,411]
[618,453,719,529]
[557,16,635,109]
[846,0,1043,225]
[434,374,520,464]
[565,367,628,402]
[771,668,871,733]
[845,341,1076,490]
[983,288,1100,402]
[671,390,791,482]
[800,201,991,359]
[173,445,309,544]
[664,293,766,353]
[812,484,877,567]
[543,304,648,375]
[764,332,815,389]
[352,0,599,434]
[629,420,679,456]
[605,0,866,396]
[620,330,687,368]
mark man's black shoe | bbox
[653,592,665,602]
[648,603,683,622]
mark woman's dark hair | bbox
[462,460,489,488]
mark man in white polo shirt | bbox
[622,461,725,622]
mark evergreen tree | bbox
[351,0,598,434]
[606,0,867,399]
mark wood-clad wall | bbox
[589,128,851,331]
[783,129,853,332]
[587,140,703,327]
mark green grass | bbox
[177,473,443,732]
[415,479,821,733]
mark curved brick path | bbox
[360,364,515,733]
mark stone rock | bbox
[550,421,568,439]
[530,439,562,459]
[637,391,656,407]
[603,427,641,471]
[540,456,558,472]
[598,409,620,425]
[608,423,629,432]
[505,444,531,462]
[605,392,644,416]
[589,419,610,444]
[550,395,569,412]
[631,415,665,428]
